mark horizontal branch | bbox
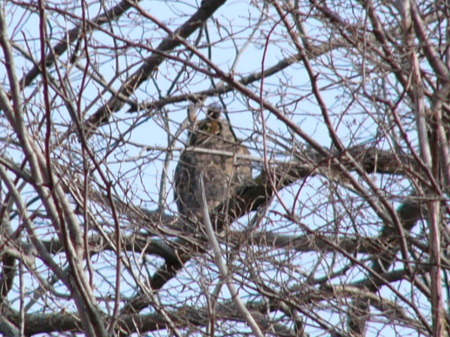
[36,229,396,261]
[4,299,295,336]
[7,266,429,336]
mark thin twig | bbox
[198,173,264,337]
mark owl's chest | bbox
[178,150,234,176]
[174,138,252,216]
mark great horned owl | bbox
[174,106,252,232]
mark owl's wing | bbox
[174,151,199,216]
[234,142,253,185]
[173,153,187,214]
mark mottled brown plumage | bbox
[174,106,252,233]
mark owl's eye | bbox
[200,122,212,132]
[199,121,220,135]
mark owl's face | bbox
[188,116,231,146]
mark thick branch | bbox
[121,145,420,313]
[5,301,295,336]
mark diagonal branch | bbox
[80,0,227,137]
[18,0,139,90]
[126,38,347,113]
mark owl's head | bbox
[187,105,235,146]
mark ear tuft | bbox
[188,103,199,123]
[207,103,223,120]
